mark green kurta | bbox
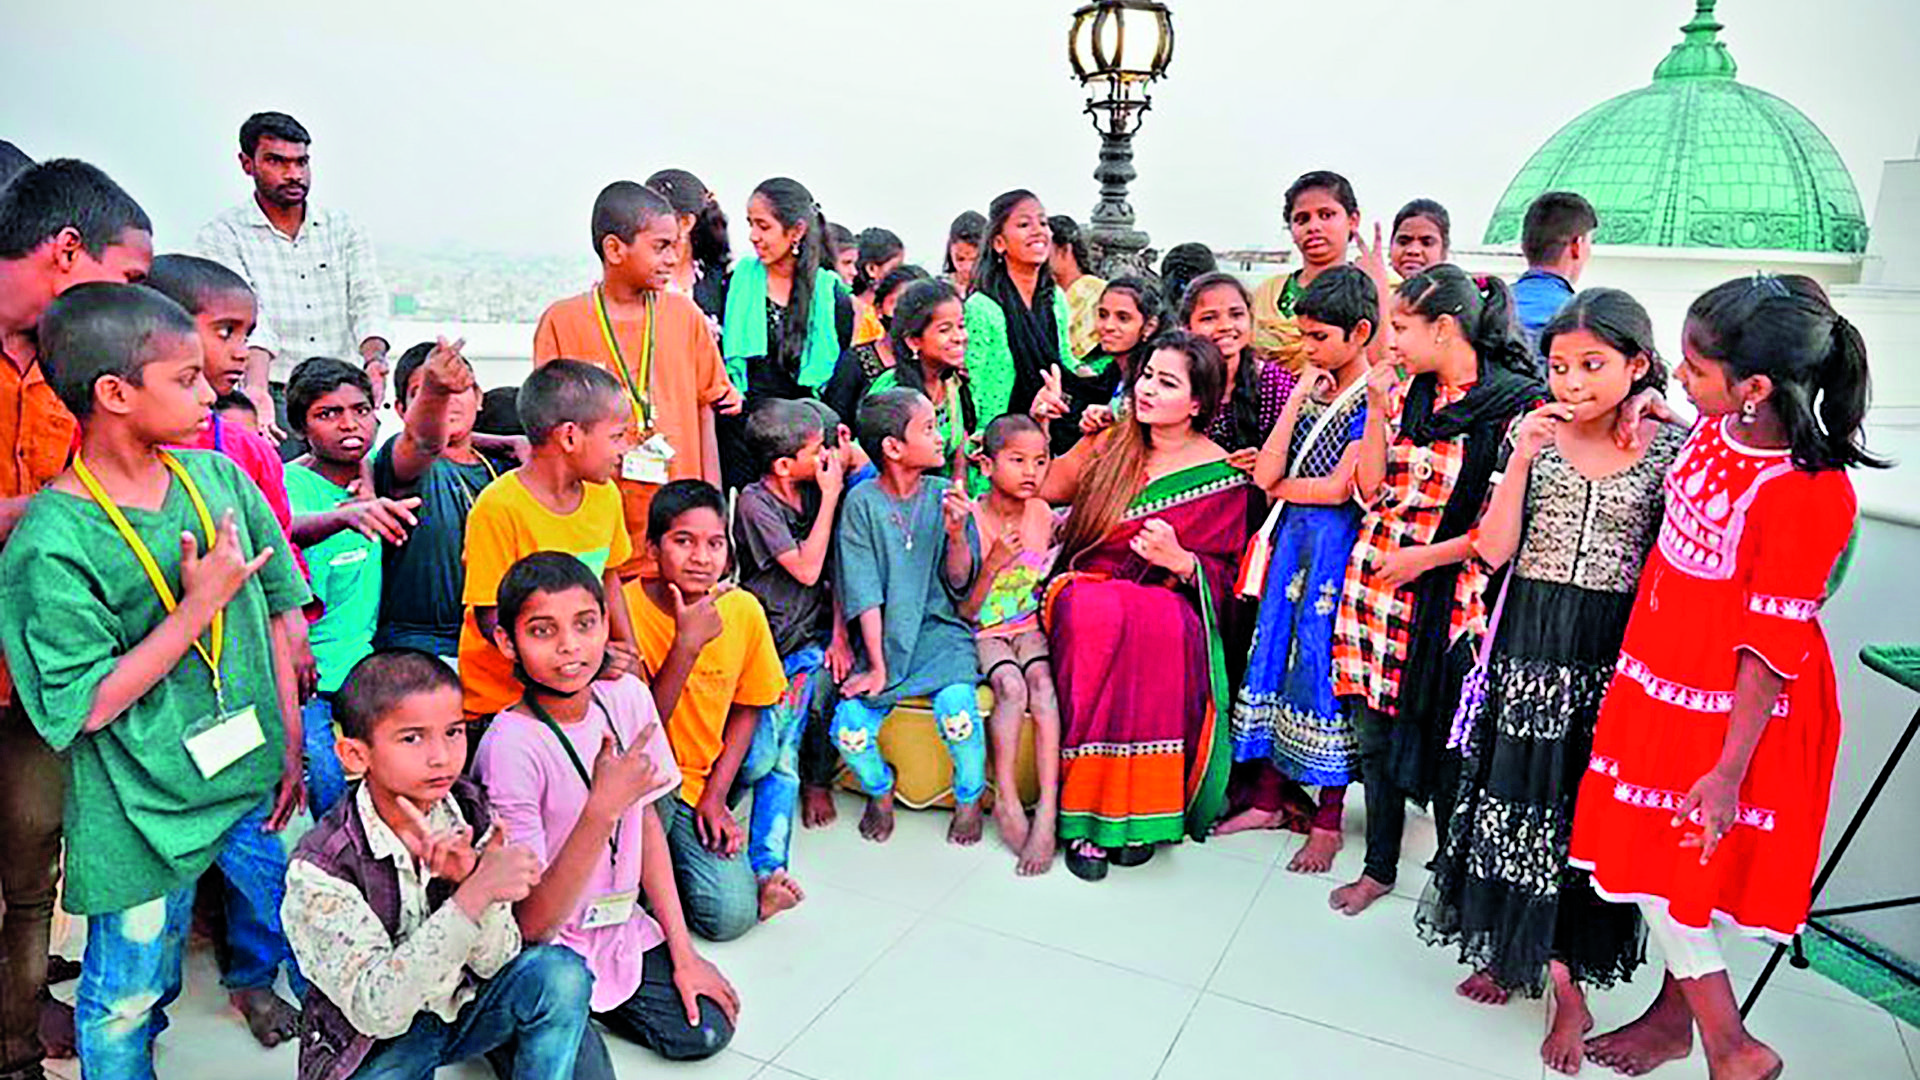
[962,289,1076,424]
[834,476,980,711]
[0,450,310,914]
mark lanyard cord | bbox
[73,451,226,700]
[591,286,656,434]
[523,690,623,864]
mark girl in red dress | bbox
[1568,275,1887,1080]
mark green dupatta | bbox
[721,259,842,393]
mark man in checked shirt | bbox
[197,111,390,448]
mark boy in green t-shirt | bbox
[285,356,420,817]
[0,284,311,1078]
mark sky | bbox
[4,0,1917,266]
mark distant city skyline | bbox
[7,0,1915,273]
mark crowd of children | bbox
[0,147,1884,1080]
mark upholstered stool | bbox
[836,687,1041,810]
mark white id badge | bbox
[621,449,671,485]
[581,888,638,930]
[183,705,265,780]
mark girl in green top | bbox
[963,190,1077,423]
[868,279,979,491]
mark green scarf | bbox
[721,259,842,393]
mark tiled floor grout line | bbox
[1202,984,1533,1080]
[1148,852,1285,1080]
[1898,1014,1920,1080]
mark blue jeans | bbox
[78,800,295,1079]
[358,944,591,1080]
[730,644,825,878]
[831,682,986,805]
[658,797,758,943]
[304,694,348,818]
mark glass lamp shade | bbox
[1069,0,1174,84]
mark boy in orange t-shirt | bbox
[629,481,793,943]
[459,360,642,721]
[532,181,739,584]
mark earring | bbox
[791,241,800,256]
[1740,400,1757,425]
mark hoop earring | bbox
[1740,400,1757,425]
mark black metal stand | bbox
[1741,701,1920,1016]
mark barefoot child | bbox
[283,650,590,1080]
[958,414,1061,875]
[0,284,312,1076]
[732,400,855,832]
[630,480,801,940]
[475,553,740,1068]
[1570,275,1881,1080]
[833,388,989,845]
[1415,289,1681,1074]
[1329,265,1545,918]
[1219,265,1377,875]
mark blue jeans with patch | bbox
[729,644,825,878]
[831,682,986,805]
[78,799,295,1079]
[365,944,591,1080]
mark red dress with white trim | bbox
[1568,417,1855,941]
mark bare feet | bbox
[1543,966,1594,1076]
[38,993,74,1059]
[859,793,896,842]
[949,801,984,846]
[993,799,1031,855]
[1287,827,1343,874]
[1212,806,1284,837]
[1016,826,1056,876]
[1587,990,1694,1077]
[801,785,838,829]
[1707,1037,1782,1080]
[229,986,300,1048]
[758,870,805,921]
[1328,874,1392,916]
[1457,970,1512,1006]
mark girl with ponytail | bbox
[1568,275,1884,1080]
[963,190,1078,423]
[718,177,857,487]
[1328,263,1546,919]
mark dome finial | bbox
[1654,0,1737,81]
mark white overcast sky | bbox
[4,0,1916,264]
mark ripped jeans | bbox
[77,799,293,1080]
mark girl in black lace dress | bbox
[1415,289,1684,1076]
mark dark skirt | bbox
[1415,577,1647,997]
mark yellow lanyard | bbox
[591,286,655,434]
[72,451,225,699]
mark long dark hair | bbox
[1540,287,1667,399]
[853,227,904,297]
[752,177,831,371]
[943,210,986,273]
[969,190,1052,300]
[1178,270,1263,447]
[1098,275,1165,381]
[1685,275,1887,472]
[1395,263,1536,380]
[889,278,977,436]
[1058,329,1226,564]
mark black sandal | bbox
[1109,843,1157,868]
[1065,840,1109,882]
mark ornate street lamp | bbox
[1068,0,1175,276]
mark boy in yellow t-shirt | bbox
[459,360,642,720]
[629,480,794,942]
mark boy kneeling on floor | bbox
[282,649,592,1080]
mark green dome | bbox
[1484,0,1867,253]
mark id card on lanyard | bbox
[74,452,264,779]
[524,692,644,930]
[591,287,676,486]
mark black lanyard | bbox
[523,691,623,866]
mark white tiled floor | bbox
[43,794,1919,1079]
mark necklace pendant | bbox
[905,536,914,552]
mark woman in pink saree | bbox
[1032,330,1256,881]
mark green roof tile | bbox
[1484,0,1867,253]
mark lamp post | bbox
[1068,0,1175,277]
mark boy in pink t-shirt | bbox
[474,552,738,1067]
